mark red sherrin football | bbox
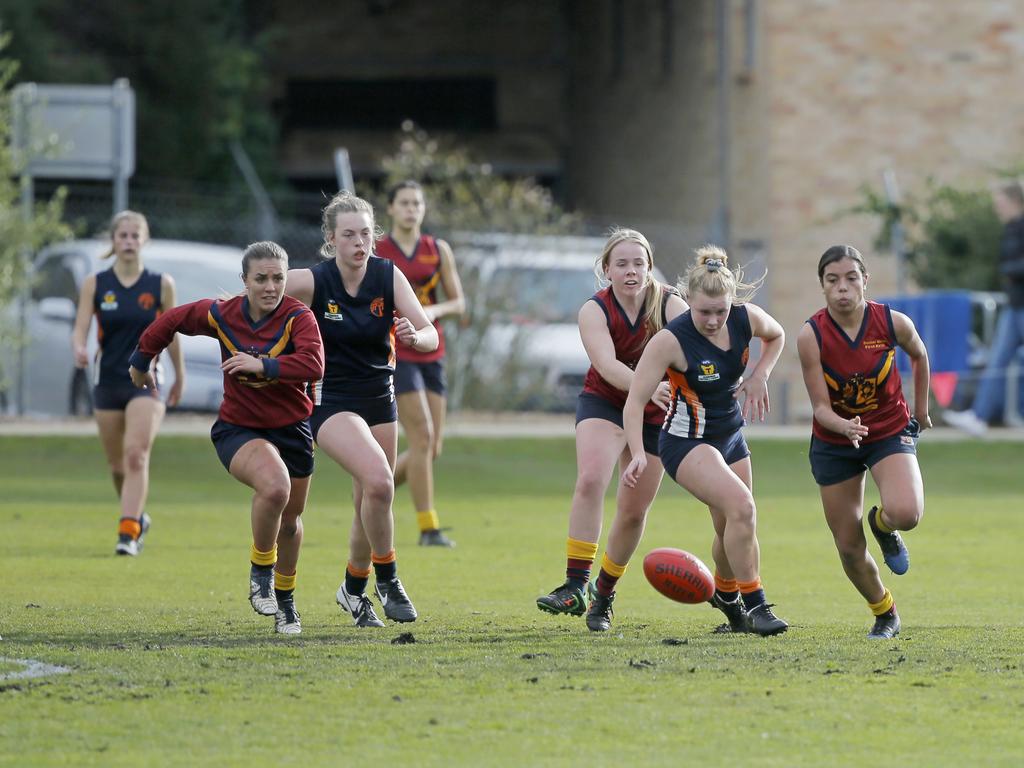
[643,547,714,604]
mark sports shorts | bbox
[394,359,447,396]
[575,392,661,456]
[211,418,314,478]
[93,382,160,411]
[809,418,920,487]
[659,429,750,481]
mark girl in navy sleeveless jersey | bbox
[72,211,185,557]
[536,229,688,632]
[797,245,931,639]
[376,181,465,548]
[287,191,438,628]
[130,241,324,635]
[623,246,789,636]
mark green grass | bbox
[1,435,1022,766]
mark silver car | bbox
[3,239,246,416]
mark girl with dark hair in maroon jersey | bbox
[129,241,324,636]
[797,244,932,639]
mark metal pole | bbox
[112,79,130,213]
[882,168,905,293]
[334,148,355,193]
[16,174,34,416]
[716,0,732,249]
[230,140,279,241]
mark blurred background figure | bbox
[72,210,184,556]
[943,180,1024,436]
[377,181,465,548]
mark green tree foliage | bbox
[377,121,582,235]
[0,0,277,186]
[852,179,1003,291]
[0,35,72,382]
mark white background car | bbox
[447,234,669,411]
[2,239,245,417]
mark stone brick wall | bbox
[762,0,1024,418]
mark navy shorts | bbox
[310,393,397,439]
[211,418,314,478]
[575,393,661,456]
[809,418,920,487]
[394,359,447,396]
[659,429,750,481]
[93,383,159,411]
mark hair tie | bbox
[705,259,723,272]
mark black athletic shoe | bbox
[536,581,587,616]
[745,603,789,636]
[868,608,901,639]
[709,592,749,633]
[867,506,909,575]
[418,528,456,548]
[375,578,418,623]
[586,590,615,632]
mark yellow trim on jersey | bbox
[208,309,238,355]
[266,316,295,358]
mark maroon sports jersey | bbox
[131,295,324,429]
[375,234,445,363]
[807,300,910,445]
[581,286,666,426]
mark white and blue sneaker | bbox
[868,506,910,575]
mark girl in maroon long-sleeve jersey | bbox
[129,241,324,636]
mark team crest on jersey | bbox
[100,291,118,310]
[137,292,156,310]
[370,297,385,317]
[323,299,343,321]
[698,360,720,382]
[839,372,879,413]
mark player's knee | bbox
[279,515,301,538]
[407,420,434,452]
[258,478,291,510]
[363,473,394,508]
[835,537,867,565]
[886,504,922,531]
[123,444,150,473]
[574,470,606,502]
[729,494,757,527]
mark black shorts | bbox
[575,393,661,456]
[210,418,314,478]
[394,359,447,396]
[809,418,920,487]
[310,393,397,439]
[659,429,750,481]
[92,383,160,411]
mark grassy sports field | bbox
[1,432,1021,766]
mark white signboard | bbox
[12,79,135,180]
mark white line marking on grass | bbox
[0,657,72,681]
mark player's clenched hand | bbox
[394,316,419,348]
[622,453,647,489]
[74,343,90,369]
[129,365,156,390]
[221,351,263,376]
[651,380,672,411]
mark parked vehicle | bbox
[1,239,245,417]
[447,234,668,411]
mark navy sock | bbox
[373,561,397,584]
[345,569,369,597]
[741,588,766,610]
